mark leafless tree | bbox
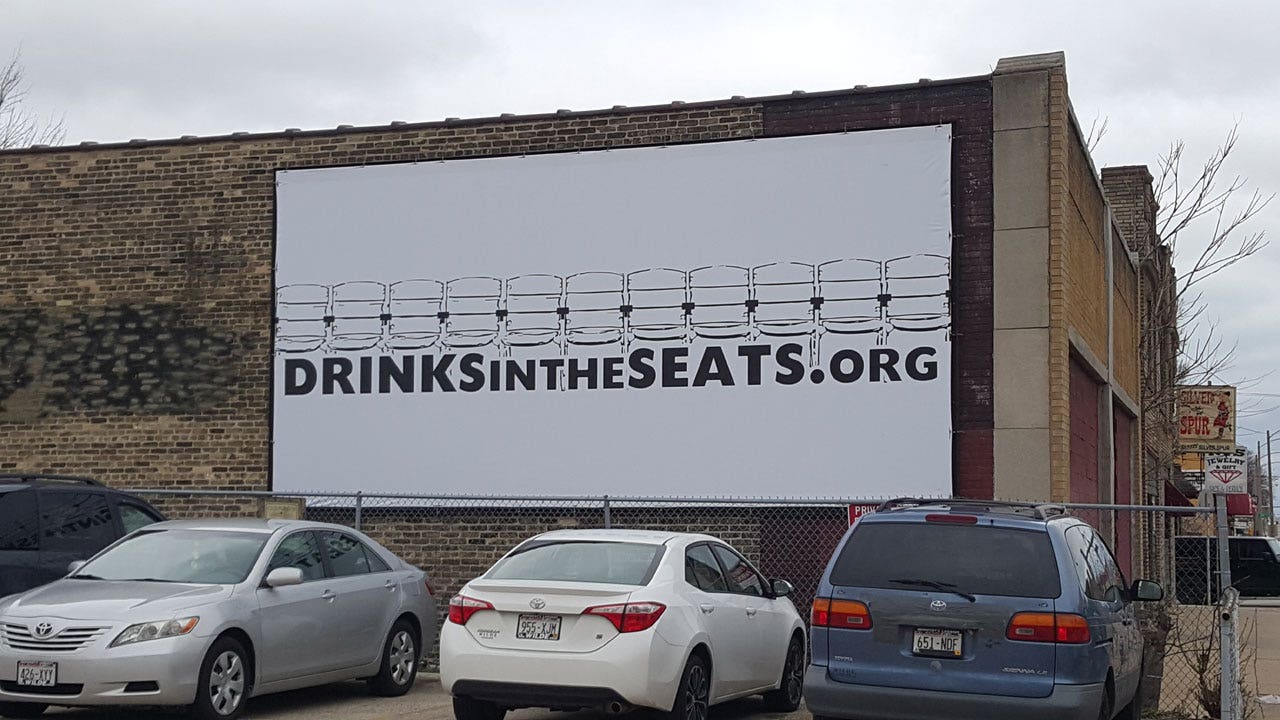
[1158,124,1271,382]
[1,50,65,149]
[1137,126,1271,436]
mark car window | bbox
[711,545,766,596]
[118,502,162,534]
[322,531,371,577]
[39,491,115,554]
[363,544,392,572]
[832,522,1061,599]
[74,529,268,584]
[0,490,39,551]
[1269,539,1280,562]
[268,531,325,581]
[488,541,663,585]
[1067,526,1126,603]
[685,544,729,592]
[1235,539,1270,561]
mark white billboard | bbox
[273,125,954,497]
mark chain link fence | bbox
[126,490,1254,718]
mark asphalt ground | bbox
[42,676,812,720]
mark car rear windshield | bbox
[831,522,1061,599]
[488,541,664,585]
[71,529,269,585]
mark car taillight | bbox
[811,598,872,629]
[583,602,666,633]
[1007,612,1090,644]
[425,580,435,597]
[448,595,493,625]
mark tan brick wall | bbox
[1112,226,1140,400]
[1065,132,1109,361]
[0,108,761,488]
[1047,68,1073,502]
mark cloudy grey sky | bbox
[6,0,1280,472]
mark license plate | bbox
[516,614,562,641]
[912,628,963,657]
[16,661,57,688]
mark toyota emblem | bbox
[32,622,54,639]
[930,600,948,612]
[529,598,546,610]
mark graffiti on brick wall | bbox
[0,304,241,418]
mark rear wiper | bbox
[889,578,976,602]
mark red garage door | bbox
[1069,358,1100,504]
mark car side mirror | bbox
[264,567,304,588]
[66,560,86,574]
[1132,579,1163,602]
[771,579,794,598]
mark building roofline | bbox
[0,74,991,156]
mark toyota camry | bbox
[0,518,435,719]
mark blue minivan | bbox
[804,499,1163,720]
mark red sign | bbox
[849,504,878,525]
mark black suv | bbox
[0,475,166,597]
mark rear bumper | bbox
[803,666,1104,720]
[439,622,686,711]
[452,680,629,710]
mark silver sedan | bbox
[0,518,436,720]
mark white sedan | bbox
[439,529,806,720]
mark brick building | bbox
[1,51,1161,569]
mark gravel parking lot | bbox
[43,675,811,720]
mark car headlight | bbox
[110,617,199,647]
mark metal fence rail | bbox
[123,489,1247,718]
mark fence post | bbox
[355,491,364,531]
[1216,494,1240,720]
[603,495,611,529]
[1220,586,1241,720]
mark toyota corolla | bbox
[440,529,806,720]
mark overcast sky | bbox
[5,0,1280,485]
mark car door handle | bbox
[746,607,758,617]
[321,589,336,602]
[699,604,716,614]
[384,580,397,592]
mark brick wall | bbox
[0,80,995,497]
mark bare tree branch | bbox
[0,49,65,149]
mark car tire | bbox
[762,636,804,712]
[0,702,47,718]
[369,619,420,697]
[453,695,506,720]
[193,635,252,720]
[667,653,710,720]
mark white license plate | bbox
[516,614,562,641]
[16,661,57,688]
[912,628,963,657]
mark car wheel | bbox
[0,702,48,718]
[453,695,506,720]
[667,653,710,720]
[762,636,804,711]
[369,619,419,697]
[193,636,251,720]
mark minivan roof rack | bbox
[0,474,102,487]
[876,497,1069,521]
